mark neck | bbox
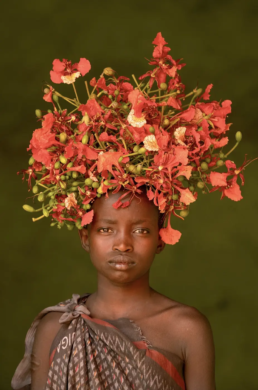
[88,273,154,319]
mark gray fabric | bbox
[11,294,90,390]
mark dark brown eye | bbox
[134,228,149,234]
[99,227,112,233]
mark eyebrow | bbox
[97,218,150,225]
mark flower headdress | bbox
[19,32,256,245]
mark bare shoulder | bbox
[34,311,64,348]
[153,293,214,358]
[156,293,212,333]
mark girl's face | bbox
[79,191,165,285]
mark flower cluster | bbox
[19,32,255,245]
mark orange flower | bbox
[64,193,77,210]
[143,135,159,151]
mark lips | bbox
[108,255,136,270]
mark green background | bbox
[1,1,258,389]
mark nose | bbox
[112,232,133,253]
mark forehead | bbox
[92,192,159,222]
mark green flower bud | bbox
[133,145,140,153]
[118,156,124,163]
[43,208,49,217]
[136,164,142,173]
[23,204,35,212]
[85,178,93,186]
[180,210,189,218]
[82,134,89,145]
[138,147,146,154]
[219,152,224,159]
[37,193,45,202]
[122,104,128,110]
[60,132,67,143]
[35,109,42,118]
[160,83,167,90]
[50,222,57,227]
[29,156,35,165]
[194,88,203,97]
[72,171,79,179]
[235,131,242,142]
[205,158,211,163]
[67,162,73,168]
[108,94,113,99]
[192,171,198,177]
[47,109,52,114]
[197,181,205,189]
[104,180,110,186]
[32,185,39,194]
[54,161,60,169]
[103,67,115,76]
[83,204,91,210]
[149,126,155,134]
[49,199,55,207]
[128,165,137,173]
[75,219,82,229]
[96,193,101,198]
[177,175,184,182]
[97,186,104,194]
[201,162,209,171]
[114,90,120,96]
[172,194,179,201]
[69,186,78,191]
[90,93,97,99]
[92,182,100,188]
[59,155,67,164]
[163,118,170,127]
[72,181,81,186]
[216,160,224,167]
[60,182,67,190]
[66,224,74,231]
[53,94,59,103]
[189,185,195,192]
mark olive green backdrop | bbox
[1,0,258,389]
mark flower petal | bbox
[81,210,94,226]
[77,58,91,76]
[159,213,182,245]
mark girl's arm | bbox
[31,312,63,390]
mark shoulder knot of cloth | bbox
[59,293,91,323]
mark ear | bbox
[78,228,90,252]
[156,237,166,254]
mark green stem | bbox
[72,83,80,104]
[53,91,78,107]
[132,74,141,90]
[32,214,45,222]
[94,133,104,149]
[224,142,239,158]
[85,81,90,98]
[150,91,177,100]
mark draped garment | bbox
[12,294,185,390]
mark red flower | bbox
[28,113,57,166]
[78,99,103,118]
[159,212,182,245]
[43,86,54,103]
[50,58,91,84]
